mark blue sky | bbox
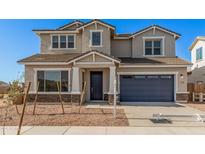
[0,19,205,83]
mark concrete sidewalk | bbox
[1,126,205,135]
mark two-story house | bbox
[18,19,191,105]
[188,36,205,83]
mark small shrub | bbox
[7,80,24,105]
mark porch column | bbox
[71,66,80,94]
[108,66,116,94]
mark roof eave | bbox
[119,64,192,68]
[57,20,84,30]
[17,61,68,65]
[32,30,80,35]
[129,26,181,39]
[189,37,205,51]
[77,20,115,31]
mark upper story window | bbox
[60,36,66,48]
[67,35,74,48]
[196,47,203,61]
[90,30,102,47]
[52,36,59,48]
[143,37,164,56]
[51,35,75,49]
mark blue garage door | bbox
[120,75,174,102]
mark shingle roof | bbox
[17,50,120,64]
[32,29,76,32]
[119,57,192,65]
[18,53,81,63]
[56,20,84,30]
[77,19,116,30]
[18,52,191,66]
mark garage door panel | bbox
[120,75,174,102]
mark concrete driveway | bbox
[120,103,205,127]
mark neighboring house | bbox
[0,81,9,94]
[18,19,191,105]
[188,36,205,83]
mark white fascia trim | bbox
[77,21,115,30]
[67,51,94,64]
[117,72,178,75]
[94,51,120,63]
[156,27,180,38]
[58,21,83,30]
[129,27,153,38]
[129,26,180,38]
[20,62,67,65]
[75,62,113,65]
[67,51,120,65]
[119,65,190,68]
[35,31,79,35]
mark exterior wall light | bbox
[180,74,184,79]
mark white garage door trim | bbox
[117,71,178,103]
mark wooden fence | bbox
[187,83,205,102]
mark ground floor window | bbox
[37,70,69,92]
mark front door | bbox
[90,71,103,100]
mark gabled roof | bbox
[57,20,84,30]
[32,19,115,34]
[189,36,205,51]
[129,25,181,39]
[77,19,115,30]
[67,50,120,64]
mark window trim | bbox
[196,47,203,62]
[51,35,59,48]
[89,30,103,47]
[33,68,71,94]
[50,34,76,50]
[143,36,165,57]
[60,35,67,48]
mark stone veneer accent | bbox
[108,94,119,105]
[27,94,81,105]
[104,93,108,101]
[176,93,189,102]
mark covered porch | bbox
[69,50,120,104]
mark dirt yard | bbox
[184,102,205,112]
[0,104,129,126]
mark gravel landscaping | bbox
[0,104,129,126]
[185,102,205,112]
